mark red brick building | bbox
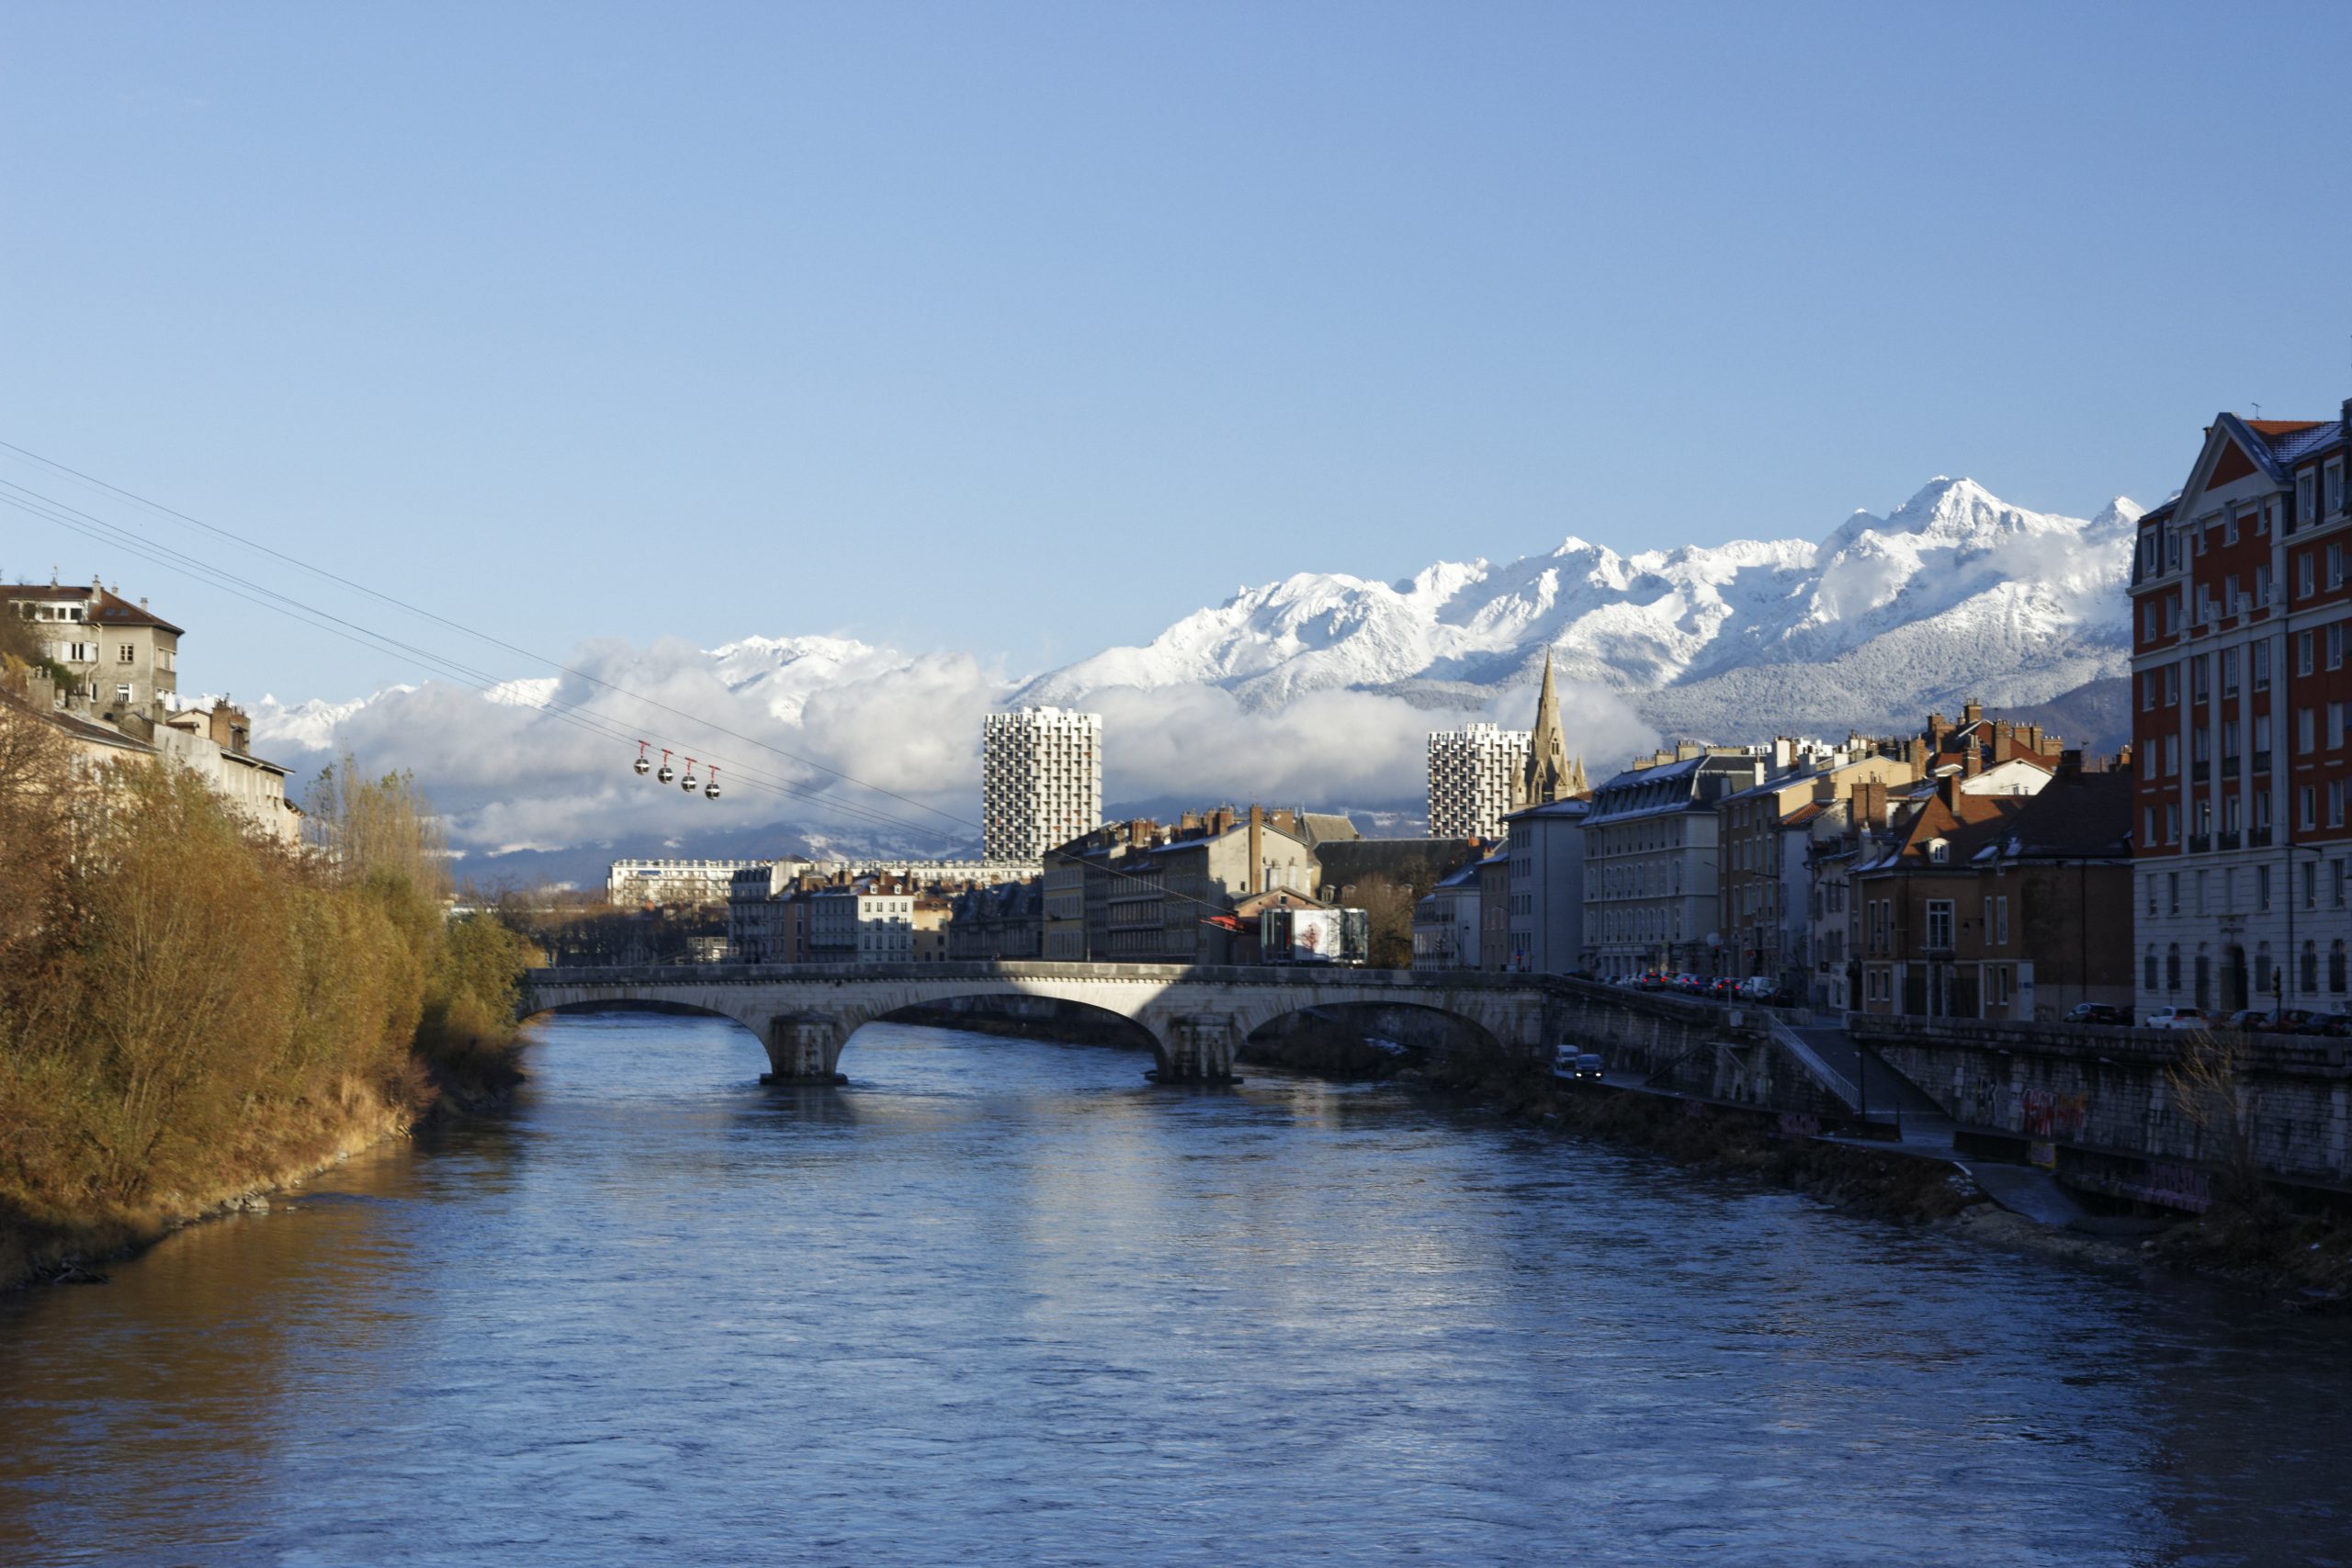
[2130,406,2352,1018]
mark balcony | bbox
[2250,827,2274,848]
[2191,761,2210,782]
[2189,834,2211,853]
[2219,830,2242,851]
[2254,750,2272,773]
[2222,757,2240,779]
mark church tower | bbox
[1512,649,1588,809]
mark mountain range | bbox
[247,475,2144,880]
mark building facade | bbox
[2130,406,2352,1019]
[1583,748,1764,979]
[6,578,182,715]
[982,706,1102,863]
[1411,862,1483,971]
[614,858,766,908]
[1427,723,1528,840]
[1501,796,1589,976]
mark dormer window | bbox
[1927,839,1951,863]
[2299,470,2318,528]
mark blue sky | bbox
[6,1,2349,705]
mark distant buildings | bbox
[983,706,1101,863]
[2130,405,2352,1020]
[1042,806,1357,964]
[611,858,762,908]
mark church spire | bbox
[1516,648,1582,808]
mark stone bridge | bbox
[519,962,1559,1082]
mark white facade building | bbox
[808,885,918,962]
[983,707,1102,863]
[1427,723,1529,840]
[608,859,763,907]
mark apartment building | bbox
[1583,746,1767,979]
[2130,406,2352,1018]
[613,858,767,908]
[1853,767,2132,1021]
[1411,861,1483,971]
[6,576,182,714]
[808,875,921,963]
[6,580,301,842]
[1501,795,1589,975]
[1719,746,1921,995]
[1427,723,1528,840]
[982,706,1102,863]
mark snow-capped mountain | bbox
[239,475,2142,870]
[1019,478,2142,736]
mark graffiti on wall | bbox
[2019,1088,2090,1142]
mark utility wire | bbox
[0,438,977,830]
[3,454,1262,919]
[0,489,978,844]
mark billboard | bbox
[1260,908,1370,964]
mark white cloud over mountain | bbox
[249,476,2135,874]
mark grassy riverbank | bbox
[0,714,533,1288]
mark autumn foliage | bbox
[0,710,534,1259]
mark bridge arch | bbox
[518,964,1555,1086]
[848,994,1164,1076]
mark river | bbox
[3,1012,2348,1566]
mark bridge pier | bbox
[761,1013,848,1085]
[1159,1013,1240,1082]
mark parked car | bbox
[2262,1010,2329,1035]
[2143,1006,2211,1031]
[2065,1003,2132,1027]
[2219,1009,2272,1034]
[2318,1012,2352,1040]
[1737,976,1787,1005]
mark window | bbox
[2334,704,2348,749]
[2302,786,2318,831]
[1989,964,2011,1008]
[2166,871,2179,915]
[2303,861,2318,910]
[2144,945,2160,991]
[1925,900,1954,949]
[2329,460,2346,518]
[2330,623,2346,671]
[2192,656,2210,704]
[2300,632,2317,675]
[2222,648,2239,697]
[2257,865,2271,913]
[2164,735,2179,776]
[1993,896,2009,947]
[2301,556,2318,600]
[113,683,130,703]
[2332,541,2346,590]
[2252,639,2269,690]
[1928,839,1950,864]
[2334,940,2349,995]
[2166,942,2181,990]
[116,644,134,665]
[2300,709,2317,754]
[2165,802,2179,843]
[66,640,95,662]
[2300,471,2319,527]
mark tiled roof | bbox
[4,583,185,636]
[1983,773,2132,860]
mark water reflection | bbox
[0,1012,2346,1567]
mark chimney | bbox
[2059,748,2085,780]
[1248,805,1264,895]
[1962,697,1983,728]
[1962,748,1984,779]
[1938,773,1962,809]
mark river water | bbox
[3,1013,2349,1567]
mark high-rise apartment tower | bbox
[982,706,1102,862]
[1427,722,1530,840]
